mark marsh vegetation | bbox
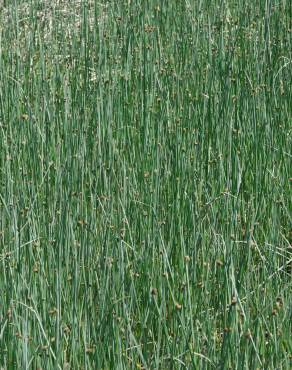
[0,1,291,368]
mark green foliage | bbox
[0,0,291,368]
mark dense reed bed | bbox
[0,1,291,368]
